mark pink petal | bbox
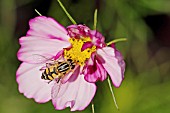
[27,16,69,41]
[115,49,126,78]
[67,25,90,38]
[84,64,98,82]
[89,30,106,48]
[17,36,70,63]
[81,41,93,51]
[84,58,107,83]
[61,66,80,84]
[52,74,96,111]
[95,60,107,81]
[16,63,54,103]
[111,44,126,78]
[54,50,64,60]
[97,47,124,87]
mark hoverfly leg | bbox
[48,80,52,84]
[56,78,61,83]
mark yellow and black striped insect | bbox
[41,59,76,83]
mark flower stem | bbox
[91,101,95,113]
[57,0,77,24]
[35,9,42,16]
[107,38,127,46]
[93,9,98,30]
[107,77,119,110]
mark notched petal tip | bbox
[27,16,69,41]
[70,81,97,111]
[52,74,96,111]
[16,63,53,103]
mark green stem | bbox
[93,9,98,30]
[92,101,95,113]
[107,77,119,110]
[107,38,127,46]
[57,0,77,24]
[35,9,42,16]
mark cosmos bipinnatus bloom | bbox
[16,16,125,111]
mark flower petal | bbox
[89,30,106,48]
[52,74,96,111]
[84,64,98,82]
[61,66,80,84]
[16,63,54,103]
[81,41,93,51]
[17,36,70,63]
[111,44,126,78]
[95,60,107,81]
[54,50,64,60]
[84,58,107,83]
[67,25,90,38]
[97,47,124,87]
[27,16,69,41]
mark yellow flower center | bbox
[64,37,96,66]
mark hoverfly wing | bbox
[32,54,54,64]
[51,80,67,99]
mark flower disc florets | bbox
[64,37,96,66]
[63,25,107,67]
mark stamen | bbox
[64,37,96,66]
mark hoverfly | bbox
[41,59,75,83]
[33,54,76,83]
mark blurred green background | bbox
[0,0,170,113]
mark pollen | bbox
[64,37,96,66]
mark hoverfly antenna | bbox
[56,78,61,83]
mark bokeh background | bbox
[0,0,170,113]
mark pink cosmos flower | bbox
[16,16,125,111]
